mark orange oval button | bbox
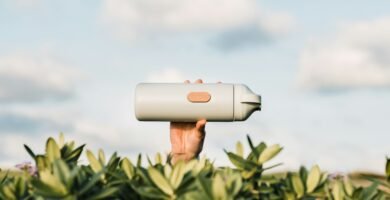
[187,92,211,103]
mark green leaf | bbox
[236,142,244,157]
[225,150,257,170]
[106,154,120,173]
[15,176,26,198]
[121,158,134,179]
[1,170,9,184]
[343,177,354,196]
[183,159,197,174]
[155,153,162,164]
[85,187,118,200]
[137,154,142,167]
[148,167,173,196]
[32,179,65,198]
[319,172,328,185]
[361,182,379,199]
[259,185,274,194]
[306,165,321,193]
[78,170,106,196]
[46,137,61,162]
[107,152,118,165]
[98,149,106,165]
[332,181,344,200]
[386,157,390,178]
[36,155,48,171]
[197,175,213,199]
[241,169,256,179]
[137,168,153,185]
[170,161,185,189]
[299,166,308,182]
[64,144,85,163]
[134,186,166,199]
[39,169,68,196]
[67,141,75,150]
[192,157,206,175]
[147,156,153,166]
[164,164,172,177]
[175,173,196,195]
[229,174,242,196]
[86,150,103,173]
[246,135,255,151]
[2,185,16,200]
[292,173,304,198]
[263,162,283,171]
[53,160,71,188]
[61,145,72,159]
[23,144,36,159]
[59,132,65,148]
[247,143,267,162]
[284,192,295,200]
[258,144,282,164]
[212,174,227,200]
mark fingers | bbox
[184,79,220,84]
[195,79,203,84]
[184,79,203,84]
[196,119,207,130]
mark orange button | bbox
[187,92,211,103]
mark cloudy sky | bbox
[0,0,389,173]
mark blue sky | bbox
[0,0,389,173]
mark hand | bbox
[170,79,207,164]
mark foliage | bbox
[0,133,389,200]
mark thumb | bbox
[196,119,207,130]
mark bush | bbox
[0,134,389,200]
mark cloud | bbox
[100,0,294,49]
[297,17,390,91]
[0,53,79,103]
[0,106,171,167]
[211,12,294,50]
[14,0,42,7]
[146,68,187,82]
[1,0,44,12]
[210,25,272,50]
[0,112,72,133]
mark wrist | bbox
[170,152,198,164]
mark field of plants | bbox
[0,134,389,200]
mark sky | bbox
[0,0,389,173]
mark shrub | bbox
[0,134,389,199]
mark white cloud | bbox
[0,53,79,102]
[0,105,171,167]
[146,68,188,82]
[100,0,294,47]
[102,0,255,34]
[298,17,390,90]
[14,0,41,7]
[1,0,44,11]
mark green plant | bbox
[0,133,388,200]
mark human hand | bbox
[169,79,207,164]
